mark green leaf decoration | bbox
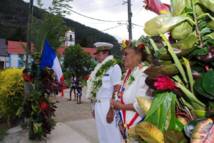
[171,0,186,16]
[173,33,198,56]
[208,21,214,30]
[144,64,179,78]
[171,22,193,40]
[144,15,188,36]
[194,78,211,99]
[191,47,209,56]
[176,82,205,109]
[145,92,182,131]
[161,34,188,84]
[201,71,214,97]
[199,0,214,13]
[183,58,194,92]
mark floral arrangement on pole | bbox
[17,58,57,140]
[129,0,214,142]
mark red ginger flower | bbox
[154,76,176,91]
[39,102,49,111]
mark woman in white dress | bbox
[110,42,149,142]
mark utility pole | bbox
[25,0,34,68]
[127,0,132,41]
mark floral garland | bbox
[86,55,117,101]
[126,63,148,87]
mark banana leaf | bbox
[171,22,193,40]
[145,92,183,131]
[144,15,189,36]
[171,0,186,16]
[199,0,214,13]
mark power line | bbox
[132,23,144,27]
[102,24,126,31]
[67,8,126,23]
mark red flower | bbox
[154,76,176,91]
[39,102,49,111]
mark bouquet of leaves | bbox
[130,0,214,142]
[17,64,56,140]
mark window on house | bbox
[70,35,73,41]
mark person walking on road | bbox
[69,75,77,101]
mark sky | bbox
[24,0,170,41]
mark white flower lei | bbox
[86,55,115,99]
[127,63,148,86]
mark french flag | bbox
[40,40,64,96]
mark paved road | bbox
[2,88,99,143]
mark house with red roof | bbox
[57,47,96,58]
[0,28,95,69]
[7,40,33,68]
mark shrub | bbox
[0,68,24,125]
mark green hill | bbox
[0,0,120,48]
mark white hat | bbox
[94,42,113,54]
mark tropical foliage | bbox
[0,68,24,125]
[131,0,214,142]
[63,44,96,78]
[17,67,57,140]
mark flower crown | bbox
[121,40,145,49]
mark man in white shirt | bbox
[92,42,122,143]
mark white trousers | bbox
[95,100,122,143]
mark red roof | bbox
[83,48,96,57]
[57,47,96,58]
[7,41,33,54]
[57,47,66,56]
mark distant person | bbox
[76,77,82,104]
[69,76,77,101]
[86,42,122,143]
